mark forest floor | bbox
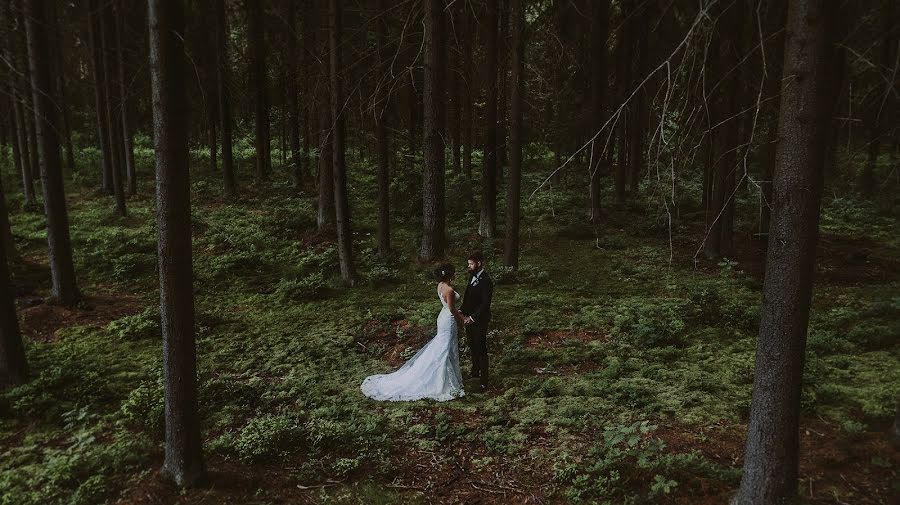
[1,147,898,505]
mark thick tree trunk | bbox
[148,0,206,488]
[759,1,788,245]
[420,0,447,262]
[503,0,524,269]
[329,0,356,284]
[247,0,269,181]
[733,1,838,502]
[589,0,609,221]
[480,0,499,238]
[215,0,236,197]
[25,0,79,306]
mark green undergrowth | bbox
[0,145,897,504]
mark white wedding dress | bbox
[361,287,465,401]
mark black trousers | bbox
[465,323,489,387]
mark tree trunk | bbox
[50,2,76,174]
[496,0,509,178]
[759,1,788,245]
[479,0,499,238]
[589,0,610,221]
[25,0,79,306]
[420,0,447,262]
[1,6,36,207]
[148,0,206,488]
[462,4,474,180]
[17,10,40,185]
[329,0,356,284]
[215,0,236,197]
[614,0,631,203]
[375,0,391,258]
[88,0,113,195]
[626,0,647,196]
[288,0,303,190]
[247,0,269,182]
[503,0,524,269]
[100,0,126,217]
[0,174,25,389]
[733,0,838,502]
[115,0,137,196]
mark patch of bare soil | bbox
[355,318,433,368]
[19,293,145,342]
[523,330,607,349]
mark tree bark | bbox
[247,0,269,181]
[88,0,113,195]
[148,0,206,488]
[329,0,356,284]
[626,0,647,196]
[589,0,610,221]
[375,0,391,258]
[0,174,25,389]
[215,0,236,197]
[420,0,447,262]
[50,2,76,174]
[99,0,126,216]
[1,5,35,206]
[115,0,137,196]
[461,5,475,180]
[733,0,838,502]
[288,0,303,190]
[503,0,524,269]
[479,0,499,238]
[25,0,79,306]
[614,0,631,203]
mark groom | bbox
[461,251,493,391]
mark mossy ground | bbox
[1,140,897,504]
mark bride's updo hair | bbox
[433,263,455,282]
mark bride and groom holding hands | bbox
[361,252,493,402]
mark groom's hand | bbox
[464,316,474,325]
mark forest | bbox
[0,0,898,503]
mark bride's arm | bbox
[444,286,466,324]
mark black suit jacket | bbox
[461,271,493,328]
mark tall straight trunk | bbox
[406,69,419,165]
[329,0,355,284]
[734,0,838,502]
[626,1,647,195]
[148,0,206,488]
[462,4,474,180]
[215,0,236,197]
[759,1,788,244]
[288,0,303,189]
[316,103,335,229]
[503,0,524,269]
[420,0,447,262]
[50,2,76,173]
[17,11,40,184]
[496,0,509,177]
[614,0,631,203]
[375,0,390,258]
[88,0,113,195]
[247,0,269,181]
[719,1,745,257]
[0,175,25,388]
[589,0,609,221]
[100,0,126,216]
[115,0,136,196]
[449,43,461,174]
[1,7,35,206]
[25,0,79,306]
[479,0,499,238]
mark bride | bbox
[361,263,466,401]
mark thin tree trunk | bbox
[375,0,391,258]
[215,0,236,197]
[614,0,631,203]
[115,0,136,196]
[420,0,447,262]
[503,0,524,269]
[247,0,269,181]
[100,0,126,216]
[1,8,36,207]
[88,0,113,195]
[626,1,647,196]
[589,0,609,221]
[50,2,76,173]
[25,0,79,306]
[329,0,355,284]
[462,4,474,180]
[0,174,25,388]
[734,0,838,502]
[288,0,303,189]
[148,0,206,488]
[479,0,499,238]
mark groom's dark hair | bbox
[467,251,484,263]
